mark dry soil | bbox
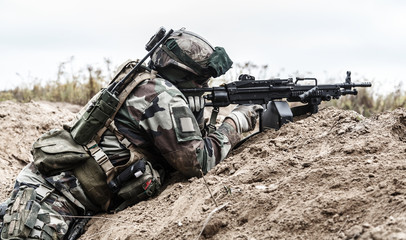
[1,101,405,240]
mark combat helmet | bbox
[148,27,233,85]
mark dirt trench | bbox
[1,101,405,240]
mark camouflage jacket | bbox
[100,75,241,178]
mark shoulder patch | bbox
[170,106,202,142]
[180,117,195,132]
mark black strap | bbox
[207,107,219,134]
[163,39,211,78]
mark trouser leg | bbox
[0,201,7,236]
[1,163,79,240]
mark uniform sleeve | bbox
[139,89,240,178]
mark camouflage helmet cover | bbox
[150,28,233,84]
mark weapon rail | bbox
[181,71,371,131]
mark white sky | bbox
[1,0,405,94]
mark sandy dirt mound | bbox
[0,101,81,200]
[1,101,406,240]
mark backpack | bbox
[32,60,161,211]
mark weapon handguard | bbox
[180,71,372,144]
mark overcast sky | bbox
[1,0,405,93]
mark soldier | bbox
[0,28,261,239]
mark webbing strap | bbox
[35,185,54,203]
[86,140,116,182]
[90,70,155,181]
[29,219,45,238]
[107,121,145,173]
[162,40,210,77]
[207,107,219,134]
[108,122,132,149]
[93,71,155,143]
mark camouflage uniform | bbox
[1,28,245,239]
[1,73,240,240]
[113,75,241,177]
[1,164,79,239]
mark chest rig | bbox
[71,60,154,181]
[32,61,161,212]
[32,29,174,211]
[70,28,175,185]
[66,60,157,210]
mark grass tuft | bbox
[0,60,401,116]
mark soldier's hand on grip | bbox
[226,105,263,133]
[187,96,205,113]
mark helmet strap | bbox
[163,39,211,78]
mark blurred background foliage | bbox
[0,59,404,117]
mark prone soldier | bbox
[0,27,261,239]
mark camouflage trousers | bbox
[1,163,80,240]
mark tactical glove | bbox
[226,104,263,133]
[187,96,205,113]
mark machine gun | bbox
[181,71,371,132]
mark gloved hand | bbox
[226,105,263,133]
[187,96,205,113]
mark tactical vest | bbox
[32,60,160,211]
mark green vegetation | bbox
[0,60,403,116]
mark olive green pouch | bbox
[32,129,91,176]
[70,89,119,145]
[115,161,161,212]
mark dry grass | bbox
[0,60,401,116]
[0,58,111,105]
